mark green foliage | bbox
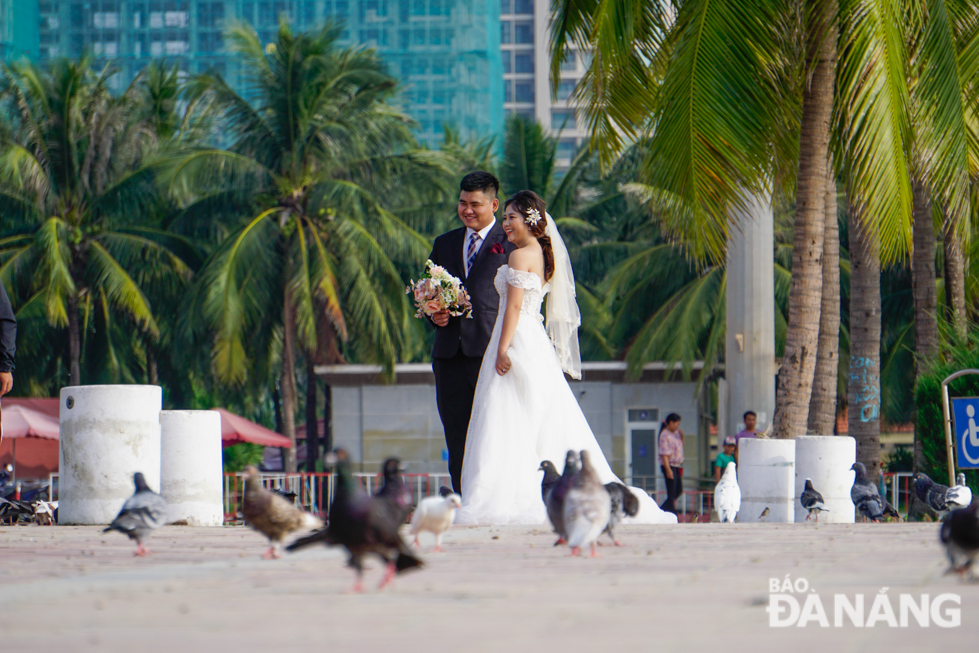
[222,443,267,473]
[882,445,914,473]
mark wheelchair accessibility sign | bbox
[951,397,979,468]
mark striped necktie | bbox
[466,232,481,276]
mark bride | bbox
[455,190,676,526]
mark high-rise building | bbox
[18,1,501,147]
[499,0,585,168]
[0,1,39,60]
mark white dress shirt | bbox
[464,222,496,277]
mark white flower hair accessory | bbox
[525,207,542,226]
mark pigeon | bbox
[545,451,579,546]
[33,500,57,526]
[0,497,33,524]
[602,482,638,546]
[103,472,167,556]
[563,450,612,558]
[948,474,973,510]
[438,486,453,498]
[940,500,979,577]
[759,507,770,522]
[272,488,298,503]
[286,450,422,592]
[539,460,560,504]
[800,479,829,522]
[409,493,461,552]
[689,511,702,523]
[374,458,413,525]
[714,461,741,523]
[882,497,902,520]
[913,472,971,516]
[242,465,322,559]
[850,462,884,522]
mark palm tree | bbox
[167,22,443,472]
[550,0,923,441]
[0,56,184,386]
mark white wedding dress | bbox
[455,265,677,526]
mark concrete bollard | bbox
[58,385,162,524]
[160,410,224,526]
[737,438,796,523]
[794,435,856,523]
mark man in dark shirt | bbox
[0,282,15,396]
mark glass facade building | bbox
[10,1,501,146]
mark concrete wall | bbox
[332,380,700,478]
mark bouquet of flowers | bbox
[406,260,473,319]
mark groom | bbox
[429,171,515,494]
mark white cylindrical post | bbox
[794,435,856,523]
[160,410,224,526]
[738,438,796,523]
[58,385,162,525]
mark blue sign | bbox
[951,397,979,469]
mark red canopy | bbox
[215,408,292,448]
[2,405,60,439]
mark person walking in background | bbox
[733,410,759,463]
[714,435,736,482]
[0,281,15,397]
[658,413,684,515]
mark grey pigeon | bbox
[563,450,611,557]
[539,460,560,504]
[850,462,884,522]
[374,458,413,525]
[103,472,167,556]
[286,450,422,592]
[801,478,829,522]
[603,482,638,546]
[545,451,578,545]
[914,472,971,516]
[940,500,979,577]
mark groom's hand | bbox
[432,310,450,327]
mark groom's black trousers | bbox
[432,351,484,495]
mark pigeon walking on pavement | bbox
[539,460,560,504]
[714,461,741,523]
[850,462,885,522]
[603,482,639,546]
[241,466,322,559]
[375,458,413,525]
[545,451,579,546]
[410,492,461,552]
[800,479,829,522]
[940,500,979,578]
[286,450,422,592]
[563,450,611,557]
[914,472,972,516]
[103,472,167,556]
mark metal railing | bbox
[223,472,452,522]
[882,472,914,514]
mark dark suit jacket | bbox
[0,282,15,372]
[429,222,515,359]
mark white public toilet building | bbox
[315,362,709,490]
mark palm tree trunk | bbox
[281,285,298,473]
[67,293,81,386]
[808,167,840,435]
[847,202,881,479]
[305,355,319,473]
[146,345,159,386]
[943,221,967,338]
[911,179,938,488]
[773,1,835,439]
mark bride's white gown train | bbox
[455,266,677,526]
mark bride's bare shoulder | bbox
[507,246,536,271]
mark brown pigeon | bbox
[242,466,322,559]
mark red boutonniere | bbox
[490,242,505,255]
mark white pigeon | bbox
[33,500,57,526]
[948,473,973,510]
[715,461,741,523]
[563,450,612,557]
[409,493,461,552]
